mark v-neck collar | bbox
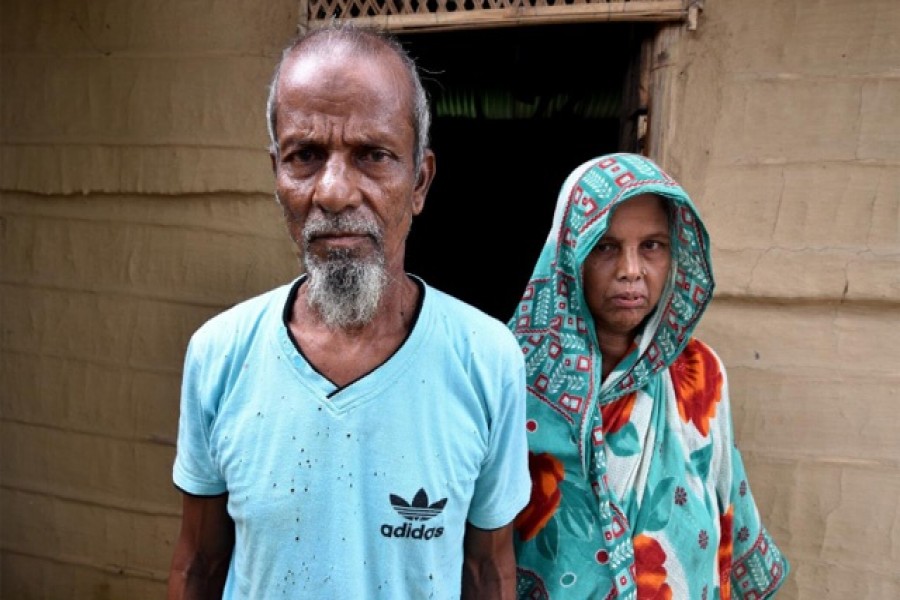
[274,276,429,413]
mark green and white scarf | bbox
[510,153,788,599]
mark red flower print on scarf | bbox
[634,534,672,600]
[515,452,565,542]
[601,392,637,435]
[670,339,723,436]
[718,506,734,600]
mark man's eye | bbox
[363,148,391,162]
[292,148,320,162]
[282,145,322,164]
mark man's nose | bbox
[616,247,643,281]
[313,155,361,213]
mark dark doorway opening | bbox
[401,23,645,321]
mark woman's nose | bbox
[616,248,643,281]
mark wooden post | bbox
[646,23,683,165]
[619,27,654,154]
[298,0,309,33]
[687,0,704,31]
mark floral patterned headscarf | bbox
[510,154,787,599]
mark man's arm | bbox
[461,522,517,600]
[167,493,235,600]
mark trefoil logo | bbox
[381,488,446,540]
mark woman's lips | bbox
[610,293,646,308]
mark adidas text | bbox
[380,522,445,540]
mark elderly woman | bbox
[510,154,788,599]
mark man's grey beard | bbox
[302,212,387,330]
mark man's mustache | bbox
[302,213,383,246]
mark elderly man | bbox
[167,25,530,600]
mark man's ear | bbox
[269,149,277,175]
[411,149,436,216]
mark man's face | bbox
[271,48,434,278]
[582,194,672,339]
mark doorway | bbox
[401,23,648,321]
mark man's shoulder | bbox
[424,283,502,325]
[422,282,520,353]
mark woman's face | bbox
[583,194,672,339]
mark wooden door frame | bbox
[297,0,699,34]
[295,5,699,162]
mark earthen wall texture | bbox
[656,1,899,598]
[1,1,299,597]
[2,0,898,598]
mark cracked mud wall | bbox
[1,0,898,598]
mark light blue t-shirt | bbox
[173,278,530,599]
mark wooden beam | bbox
[307,2,688,33]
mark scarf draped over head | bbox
[510,154,788,599]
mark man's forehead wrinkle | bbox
[277,112,326,145]
[277,108,409,154]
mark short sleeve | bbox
[172,333,228,496]
[467,339,531,529]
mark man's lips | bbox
[308,232,374,246]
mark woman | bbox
[511,154,788,599]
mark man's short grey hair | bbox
[266,24,431,169]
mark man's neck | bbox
[288,274,420,388]
[295,274,417,336]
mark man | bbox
[167,25,530,599]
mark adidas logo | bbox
[381,488,446,540]
[390,488,447,521]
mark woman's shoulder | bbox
[674,337,724,368]
[669,337,728,395]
